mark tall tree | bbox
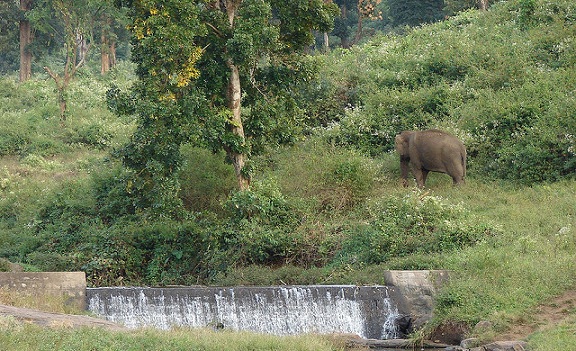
[196,0,339,190]
[19,0,33,82]
[353,0,382,44]
[98,2,128,75]
[115,0,338,206]
[111,0,205,217]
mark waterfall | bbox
[87,285,402,339]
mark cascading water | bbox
[87,285,403,339]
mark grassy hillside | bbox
[1,0,576,349]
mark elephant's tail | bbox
[461,149,467,179]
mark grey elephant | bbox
[394,129,466,188]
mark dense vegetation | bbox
[1,0,576,348]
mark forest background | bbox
[1,0,576,349]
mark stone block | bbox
[383,270,451,331]
[0,272,86,310]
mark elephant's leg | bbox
[421,170,429,187]
[451,173,464,186]
[400,160,410,187]
[447,163,465,186]
[412,166,426,188]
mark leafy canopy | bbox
[111,0,339,215]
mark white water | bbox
[87,286,401,339]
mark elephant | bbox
[394,129,466,188]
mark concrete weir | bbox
[87,285,403,339]
[0,270,448,339]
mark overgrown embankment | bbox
[1,0,576,348]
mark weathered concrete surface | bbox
[0,304,126,330]
[0,272,86,310]
[383,270,450,331]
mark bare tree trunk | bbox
[226,61,250,190]
[224,0,250,190]
[109,41,116,68]
[19,0,33,82]
[44,41,89,122]
[77,32,89,65]
[352,17,363,46]
[323,32,329,52]
[101,32,110,74]
[478,0,489,10]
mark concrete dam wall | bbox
[87,285,404,339]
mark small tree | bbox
[29,0,101,121]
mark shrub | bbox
[335,191,498,265]
[258,139,382,213]
[179,146,236,214]
[221,178,302,265]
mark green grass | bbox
[528,322,576,351]
[0,320,348,351]
[2,1,576,348]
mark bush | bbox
[179,146,236,214]
[335,191,498,265]
[258,139,383,213]
[220,178,302,265]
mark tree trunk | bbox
[19,0,33,82]
[224,0,250,190]
[109,41,116,68]
[323,32,329,52]
[101,32,110,74]
[44,67,68,122]
[226,60,250,190]
[352,17,363,46]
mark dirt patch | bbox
[0,304,126,331]
[494,290,576,341]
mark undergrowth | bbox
[1,0,576,349]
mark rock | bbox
[0,304,126,330]
[383,270,450,329]
[483,340,528,351]
[474,320,494,333]
[428,320,470,345]
[461,337,482,348]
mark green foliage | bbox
[317,0,576,183]
[178,146,236,214]
[3,1,576,346]
[335,191,497,265]
[110,0,206,217]
[220,178,302,265]
[261,138,384,213]
[528,323,576,351]
[0,2,20,74]
[388,0,445,27]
